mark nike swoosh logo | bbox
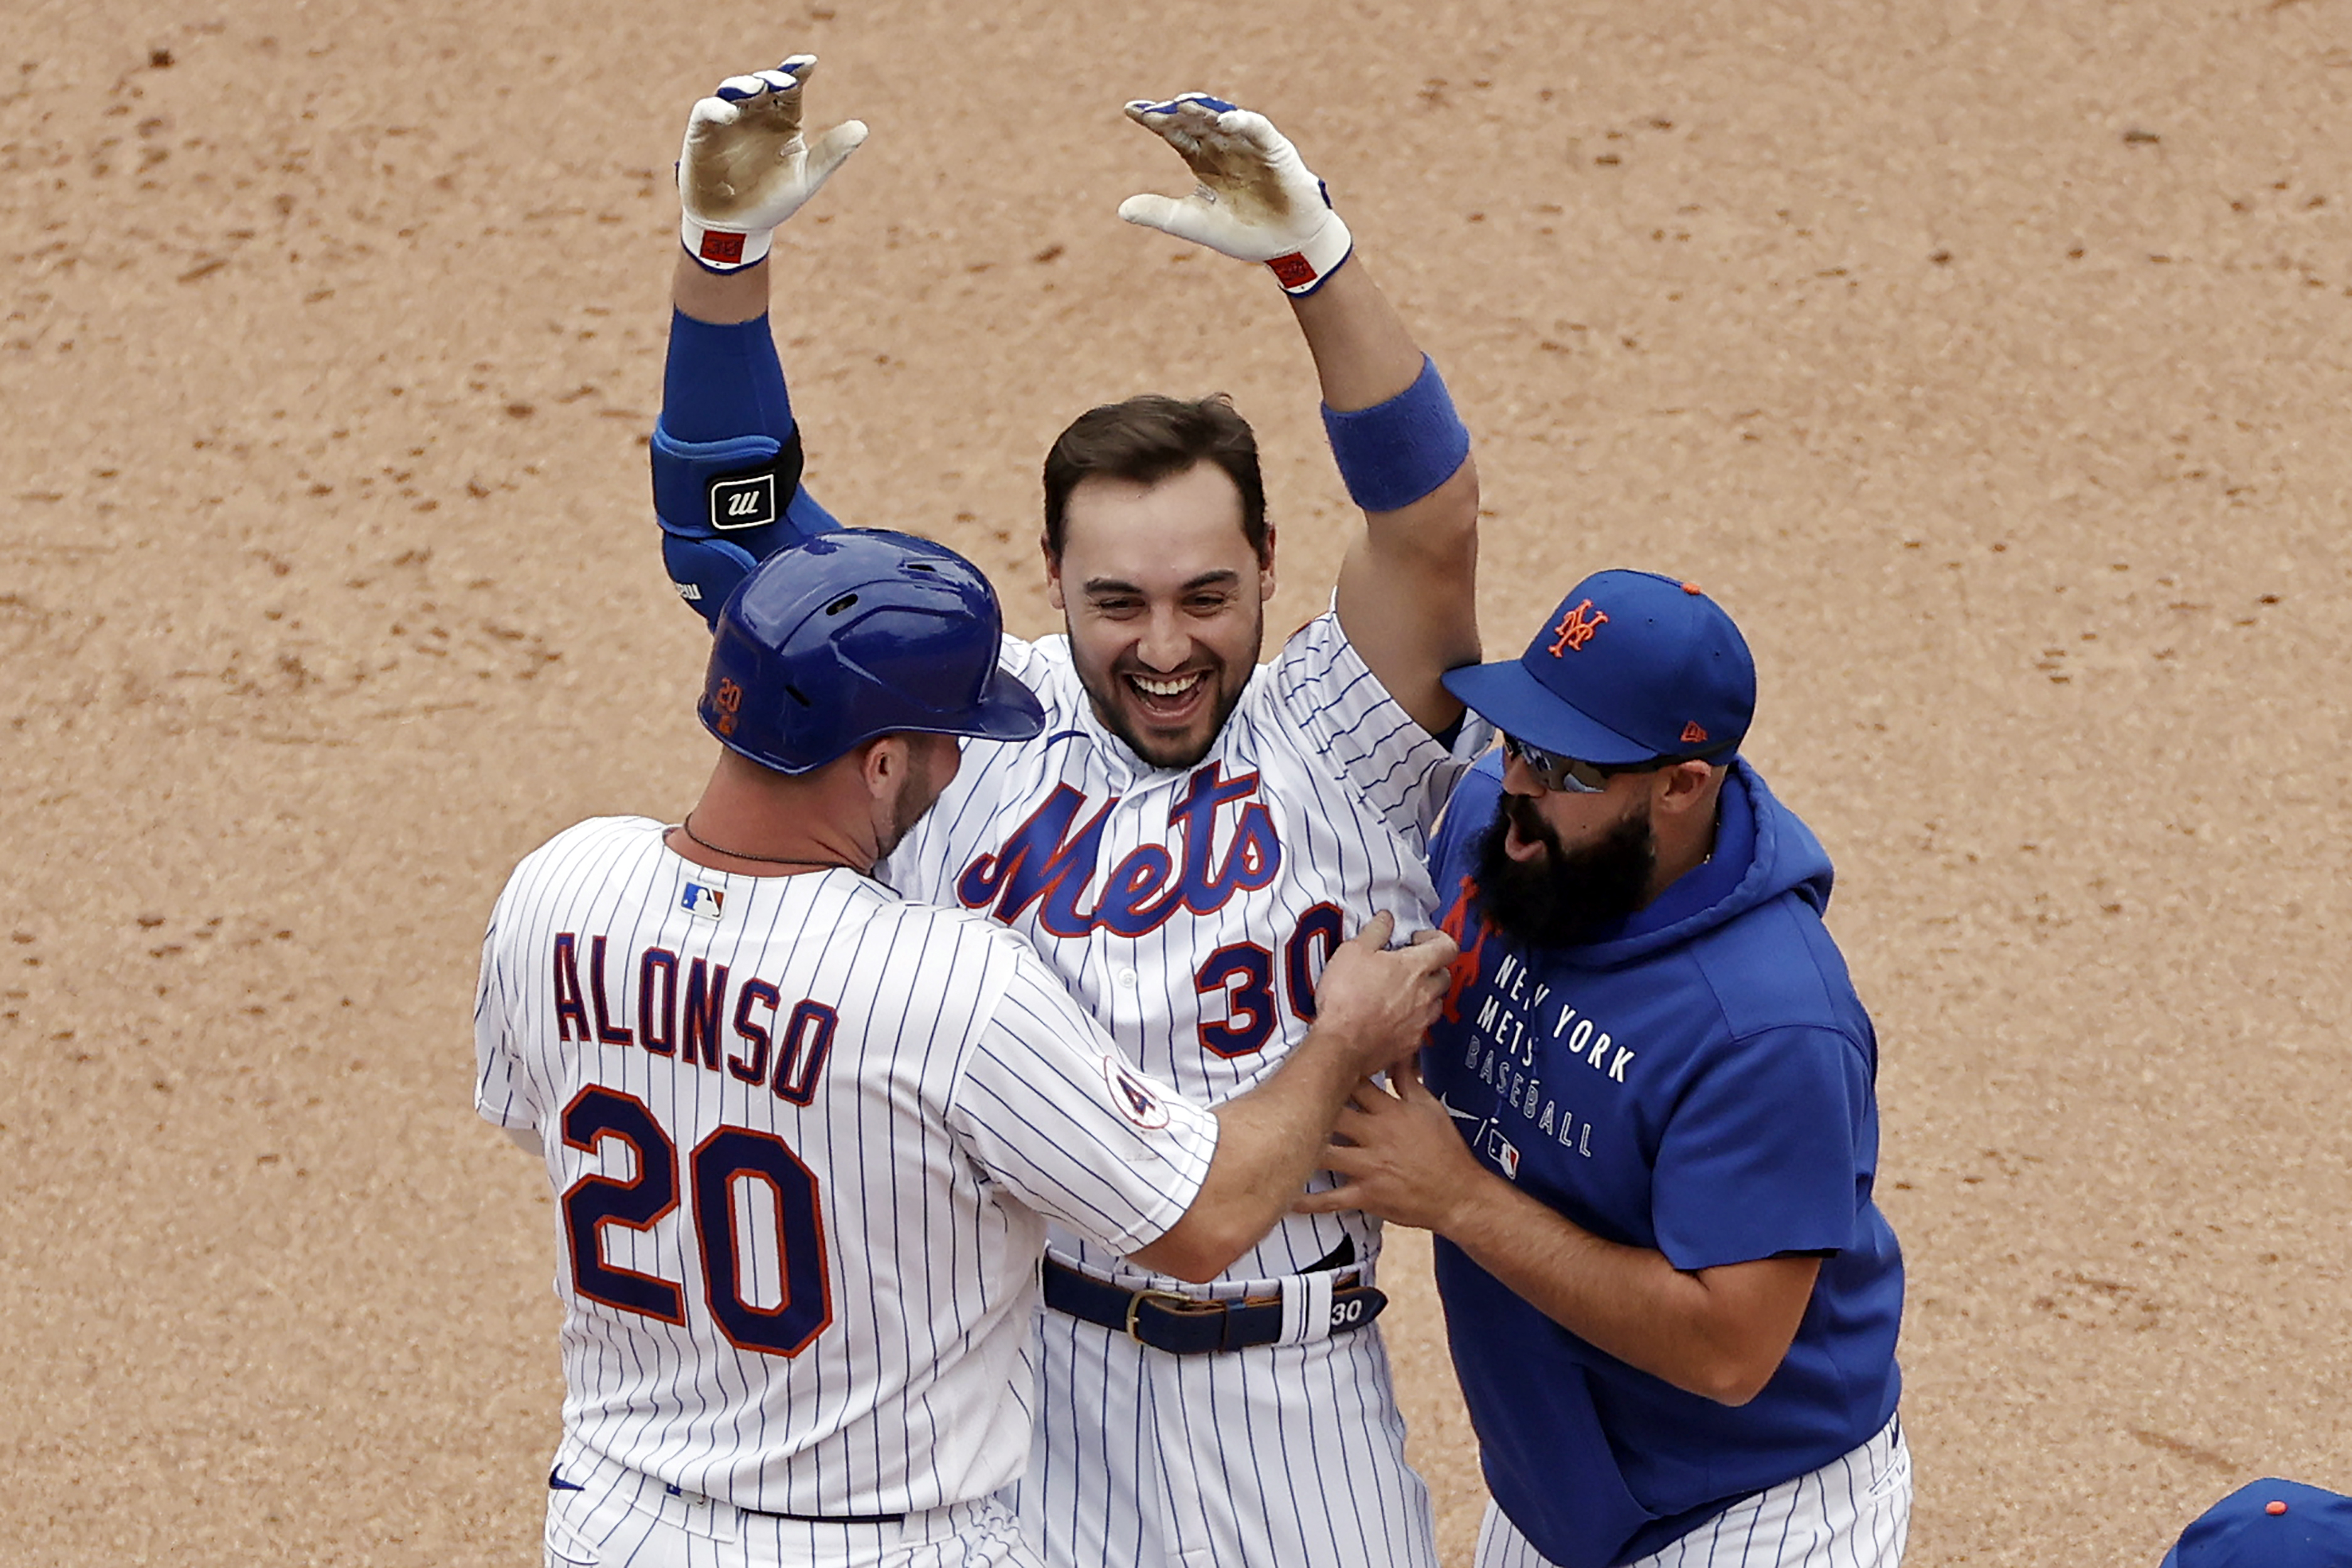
[1437,1094,1481,1125]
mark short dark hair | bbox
[1041,394,1269,563]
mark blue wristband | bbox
[1320,355,1471,514]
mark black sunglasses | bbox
[1501,732,1728,795]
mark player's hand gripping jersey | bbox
[474,818,1217,1516]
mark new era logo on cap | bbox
[710,472,778,531]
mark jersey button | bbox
[1115,968,1139,989]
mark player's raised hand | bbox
[1117,93,1354,294]
[678,55,869,272]
[1310,913,1456,1078]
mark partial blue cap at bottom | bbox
[2161,1478,2352,1568]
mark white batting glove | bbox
[678,55,868,272]
[1117,94,1354,295]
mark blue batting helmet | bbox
[700,530,1046,774]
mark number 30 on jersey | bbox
[1196,901,1344,1058]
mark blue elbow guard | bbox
[1320,355,1472,514]
[652,423,838,625]
[652,425,803,539]
[662,529,759,625]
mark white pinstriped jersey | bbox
[885,610,1486,1289]
[474,817,1219,1517]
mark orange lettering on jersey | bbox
[1680,721,1708,744]
[1436,873,1489,1025]
[1546,600,1607,656]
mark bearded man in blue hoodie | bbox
[1301,571,1910,1568]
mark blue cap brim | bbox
[1442,658,1663,768]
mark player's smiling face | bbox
[1048,461,1275,770]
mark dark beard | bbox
[1473,792,1657,948]
[878,742,954,861]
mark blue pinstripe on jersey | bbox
[1471,1415,1912,1568]
[477,820,1218,1527]
[877,610,1487,1568]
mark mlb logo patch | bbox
[680,882,726,920]
[1104,1059,1171,1130]
[1484,1127,1520,1180]
[710,471,778,531]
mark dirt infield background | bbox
[6,1,2350,1562]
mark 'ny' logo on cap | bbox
[1547,600,1609,655]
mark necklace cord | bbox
[676,815,845,870]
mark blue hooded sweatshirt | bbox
[1422,753,1903,1568]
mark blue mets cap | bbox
[1442,569,1755,768]
[2161,1478,2352,1567]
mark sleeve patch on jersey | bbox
[1104,1058,1172,1130]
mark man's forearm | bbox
[1438,1170,1816,1406]
[1127,1025,1365,1281]
[1286,258,1426,411]
[675,250,770,325]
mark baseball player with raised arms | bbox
[649,56,1482,1568]
[1299,572,1910,1567]
[476,531,1457,1567]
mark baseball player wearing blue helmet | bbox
[1301,570,1911,1568]
[697,529,1046,776]
[475,529,1459,1567]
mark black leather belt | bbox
[1041,1254,1387,1355]
[753,1508,906,1526]
[551,1469,904,1526]
[689,1483,903,1527]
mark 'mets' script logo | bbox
[957,761,1281,940]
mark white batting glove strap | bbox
[677,56,869,273]
[1117,94,1354,295]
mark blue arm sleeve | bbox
[652,310,839,626]
[662,310,794,443]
